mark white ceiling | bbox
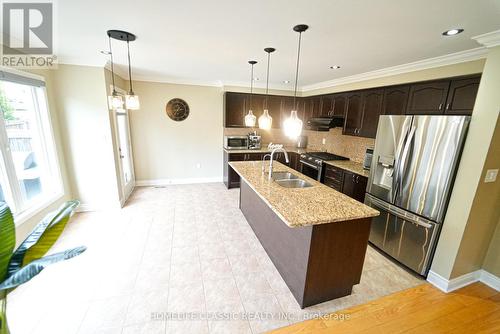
[57,0,500,90]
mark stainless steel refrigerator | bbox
[365,115,470,276]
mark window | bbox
[0,70,62,217]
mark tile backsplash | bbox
[223,127,375,163]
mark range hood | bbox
[307,116,344,131]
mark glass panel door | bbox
[115,110,134,200]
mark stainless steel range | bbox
[299,152,349,181]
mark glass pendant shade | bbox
[108,94,124,110]
[244,109,257,127]
[284,110,303,139]
[125,94,140,110]
[258,109,272,130]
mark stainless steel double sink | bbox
[271,172,313,188]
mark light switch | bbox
[484,169,498,183]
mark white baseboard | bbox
[135,177,222,187]
[480,270,500,291]
[427,269,500,292]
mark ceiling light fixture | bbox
[442,28,464,36]
[106,33,124,110]
[284,24,308,139]
[107,30,140,110]
[244,60,258,127]
[329,65,341,69]
[258,47,275,130]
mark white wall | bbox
[130,80,223,184]
[50,65,121,210]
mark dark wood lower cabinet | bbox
[240,179,371,308]
[342,171,368,202]
[223,151,264,188]
[324,165,368,202]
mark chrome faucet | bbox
[262,154,271,174]
[268,148,289,180]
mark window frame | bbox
[0,68,64,226]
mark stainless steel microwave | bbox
[224,136,248,150]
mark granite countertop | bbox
[229,161,379,228]
[325,160,371,178]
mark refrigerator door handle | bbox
[393,126,416,203]
[367,194,434,228]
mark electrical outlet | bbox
[322,138,326,145]
[484,169,498,183]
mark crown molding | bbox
[301,47,488,92]
[472,30,500,48]
[131,74,223,88]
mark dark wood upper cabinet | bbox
[382,85,409,115]
[331,94,347,117]
[444,76,480,115]
[224,74,480,129]
[406,81,450,115]
[319,95,333,116]
[359,89,384,138]
[344,92,363,136]
[224,92,247,127]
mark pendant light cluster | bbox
[107,30,140,111]
[244,25,308,138]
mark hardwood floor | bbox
[269,282,500,334]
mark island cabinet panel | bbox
[444,76,480,115]
[406,80,450,115]
[382,85,409,115]
[239,180,371,308]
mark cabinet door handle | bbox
[446,103,450,110]
[438,103,443,110]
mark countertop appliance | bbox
[224,135,248,150]
[307,116,344,131]
[248,134,261,150]
[365,115,470,276]
[363,148,373,170]
[296,135,308,148]
[299,152,349,181]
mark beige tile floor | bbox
[8,183,423,334]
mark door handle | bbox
[394,126,416,202]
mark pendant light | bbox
[107,30,140,110]
[106,32,123,110]
[244,60,257,127]
[258,47,275,130]
[284,25,308,139]
[125,36,140,110]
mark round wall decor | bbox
[166,98,190,121]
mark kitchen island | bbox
[229,161,379,308]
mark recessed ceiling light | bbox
[442,28,464,36]
[283,80,290,84]
[329,65,341,69]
